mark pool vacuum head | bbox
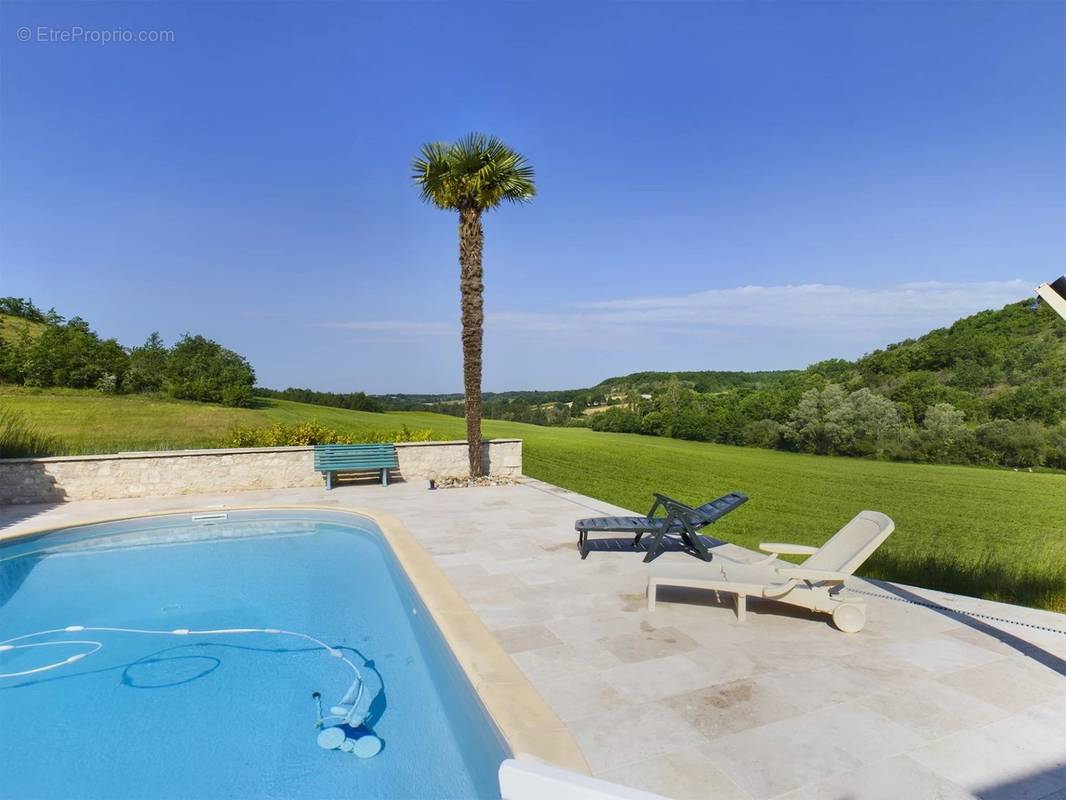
[315,672,385,759]
[316,725,383,758]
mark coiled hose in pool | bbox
[0,625,382,758]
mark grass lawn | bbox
[1,387,265,452]
[3,387,1065,611]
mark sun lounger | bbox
[646,510,894,632]
[574,492,748,562]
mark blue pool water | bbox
[0,510,509,799]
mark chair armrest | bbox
[759,542,819,556]
[762,579,799,599]
[776,567,849,583]
[662,498,710,526]
[649,492,687,517]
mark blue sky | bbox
[2,2,1063,393]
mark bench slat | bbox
[314,457,395,462]
[315,447,395,453]
[314,453,397,461]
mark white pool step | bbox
[499,759,670,800]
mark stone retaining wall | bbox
[0,439,522,505]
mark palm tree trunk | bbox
[458,206,485,477]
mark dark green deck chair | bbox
[574,492,748,562]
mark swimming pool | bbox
[0,509,510,799]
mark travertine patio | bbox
[3,479,1065,800]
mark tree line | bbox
[253,386,384,413]
[419,370,799,428]
[0,298,256,406]
[588,380,1066,469]
[427,396,580,426]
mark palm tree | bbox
[412,133,536,477]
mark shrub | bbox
[825,388,902,456]
[976,419,1047,467]
[988,381,1066,425]
[783,385,849,454]
[742,419,783,449]
[221,421,433,447]
[221,384,254,408]
[22,318,128,390]
[565,417,589,428]
[1046,423,1066,470]
[125,332,168,393]
[164,334,255,407]
[376,425,433,443]
[95,373,118,394]
[912,403,987,464]
[0,335,24,383]
[639,411,665,436]
[588,408,642,433]
[671,408,713,441]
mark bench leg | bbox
[647,578,657,611]
[734,593,747,623]
[578,529,589,559]
[382,468,389,486]
[326,471,332,491]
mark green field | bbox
[3,386,1065,611]
[0,386,466,452]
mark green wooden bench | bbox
[313,444,398,489]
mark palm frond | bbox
[411,132,536,212]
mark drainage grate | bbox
[191,513,228,522]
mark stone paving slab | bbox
[2,479,1065,800]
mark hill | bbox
[377,372,797,411]
[388,371,800,428]
[0,299,259,407]
[378,388,588,410]
[0,313,47,344]
[0,387,416,454]
[587,300,1066,469]
[593,369,799,395]
[829,299,1066,423]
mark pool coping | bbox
[1,504,591,776]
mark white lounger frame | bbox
[647,510,894,633]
